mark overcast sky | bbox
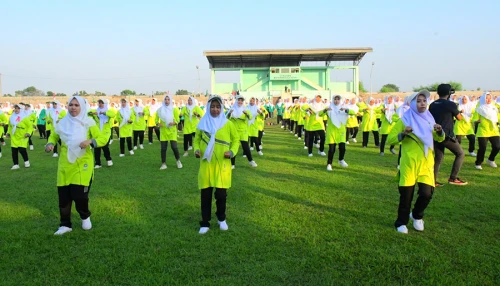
[1,0,499,95]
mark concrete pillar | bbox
[211,69,216,94]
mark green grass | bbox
[0,121,499,285]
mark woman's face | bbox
[315,96,322,103]
[334,97,341,106]
[462,97,468,104]
[68,98,81,117]
[134,101,139,106]
[250,98,255,106]
[388,97,393,104]
[350,98,356,104]
[14,107,21,114]
[210,100,221,117]
[165,97,170,105]
[416,95,427,113]
[485,94,492,104]
[369,100,374,106]
[188,98,193,105]
[237,98,244,107]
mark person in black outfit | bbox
[428,84,467,186]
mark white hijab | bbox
[328,96,349,128]
[310,98,325,120]
[149,98,160,114]
[56,96,96,163]
[397,94,414,118]
[186,96,198,120]
[231,97,246,119]
[384,96,396,123]
[96,99,109,131]
[133,99,144,122]
[475,92,498,124]
[246,98,259,126]
[9,107,28,135]
[50,101,63,127]
[196,96,228,162]
[157,95,175,126]
[119,100,132,128]
[402,92,436,157]
[458,96,473,122]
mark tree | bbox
[55,93,67,97]
[47,91,55,97]
[358,81,367,93]
[412,81,463,92]
[175,89,188,95]
[154,91,166,95]
[95,91,106,97]
[379,83,400,93]
[16,86,44,97]
[4,93,13,97]
[78,90,88,96]
[120,89,136,96]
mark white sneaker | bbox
[139,144,144,149]
[183,152,189,157]
[258,151,263,156]
[176,161,183,169]
[396,225,408,234]
[315,144,320,148]
[53,153,59,157]
[380,152,384,156]
[119,154,125,157]
[319,151,326,156]
[188,146,193,150]
[390,148,397,155]
[250,147,254,151]
[107,160,113,167]
[149,142,153,145]
[281,126,284,129]
[11,165,20,170]
[82,217,92,230]
[129,150,134,155]
[397,165,400,170]
[410,213,424,231]
[109,139,113,145]
[263,132,265,135]
[218,220,228,231]
[290,131,293,134]
[24,161,30,168]
[242,155,247,158]
[249,161,258,167]
[94,165,102,169]
[469,152,477,157]
[54,226,72,235]
[352,138,357,143]
[487,160,497,168]
[199,227,209,234]
[346,141,350,145]
[29,145,34,150]
[475,165,482,170]
[317,140,320,144]
[133,146,137,150]
[338,160,348,168]
[231,165,235,170]
[160,164,167,170]
[326,164,333,171]
[259,145,263,150]
[294,134,297,137]
[308,153,313,157]
[304,146,308,149]
[0,152,2,158]
[298,137,302,140]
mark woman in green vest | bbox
[156,95,182,170]
[194,95,239,234]
[360,97,381,148]
[472,92,500,169]
[455,96,476,157]
[36,103,47,139]
[116,99,136,156]
[132,98,149,150]
[379,96,399,156]
[7,104,34,169]
[181,96,204,156]
[45,96,109,235]
[227,95,257,168]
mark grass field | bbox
[0,120,499,285]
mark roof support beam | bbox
[269,54,273,66]
[325,53,333,66]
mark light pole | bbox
[196,65,200,96]
[370,62,375,97]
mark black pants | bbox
[58,179,92,228]
[46,130,59,154]
[434,139,464,181]
[398,147,402,165]
[456,134,476,153]
[308,130,325,154]
[327,143,345,164]
[231,140,253,165]
[133,130,145,146]
[112,126,120,140]
[200,187,227,227]
[183,132,195,151]
[290,120,296,132]
[347,127,359,140]
[28,133,33,146]
[37,124,46,138]
[94,138,112,166]
[249,136,261,152]
[395,183,434,228]
[12,147,29,165]
[357,116,362,125]
[148,126,160,143]
[362,131,380,147]
[161,141,180,163]
[283,118,290,130]
[120,137,133,154]
[277,115,283,125]
[178,120,184,131]
[258,130,263,143]
[475,136,500,165]
[376,118,382,129]
[296,125,303,138]
[380,134,395,153]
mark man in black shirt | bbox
[429,84,468,186]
